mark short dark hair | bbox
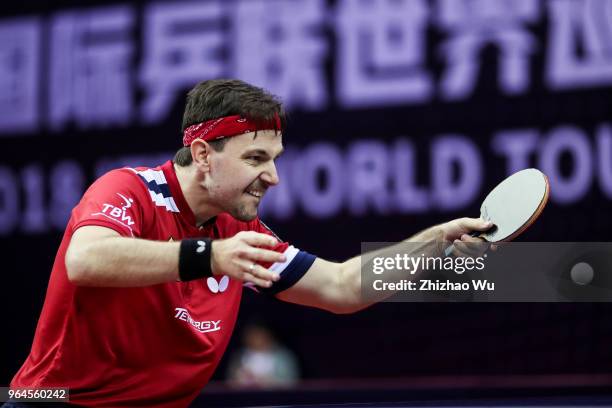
[173,79,286,166]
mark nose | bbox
[261,161,280,186]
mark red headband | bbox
[182,114,281,147]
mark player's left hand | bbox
[211,231,285,288]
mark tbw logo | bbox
[99,193,135,226]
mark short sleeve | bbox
[247,219,316,295]
[71,169,149,237]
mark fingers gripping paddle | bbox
[445,168,550,256]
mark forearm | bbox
[66,227,284,288]
[278,218,491,314]
[339,224,444,310]
[66,236,180,287]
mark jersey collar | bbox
[160,160,219,230]
[160,160,198,227]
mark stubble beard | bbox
[231,201,258,222]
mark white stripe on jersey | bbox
[126,168,180,213]
[138,168,168,185]
[147,190,180,213]
[269,245,300,275]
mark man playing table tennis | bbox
[8,79,491,408]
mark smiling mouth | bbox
[246,190,264,198]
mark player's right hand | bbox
[441,217,495,258]
[211,231,285,288]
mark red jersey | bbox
[11,160,315,407]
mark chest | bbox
[142,208,217,242]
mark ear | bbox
[190,140,212,173]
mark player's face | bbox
[207,130,283,221]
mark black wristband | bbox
[178,238,213,281]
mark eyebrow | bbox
[243,148,285,160]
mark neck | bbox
[174,163,219,226]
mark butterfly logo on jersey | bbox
[207,276,229,293]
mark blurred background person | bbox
[227,323,300,388]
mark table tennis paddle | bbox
[445,168,550,256]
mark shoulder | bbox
[83,166,153,204]
[92,167,147,187]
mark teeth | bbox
[247,190,262,197]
